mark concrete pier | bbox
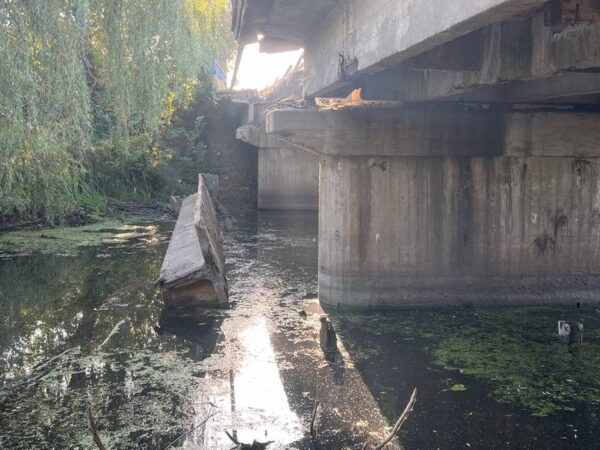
[268,105,600,308]
[237,124,318,210]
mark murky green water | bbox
[1,211,599,449]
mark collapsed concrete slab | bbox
[159,175,228,308]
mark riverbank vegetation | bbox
[0,0,232,225]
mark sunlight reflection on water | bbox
[193,317,304,449]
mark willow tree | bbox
[0,0,231,223]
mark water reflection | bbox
[194,318,304,449]
[157,308,223,361]
[1,210,600,449]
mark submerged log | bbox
[159,174,228,308]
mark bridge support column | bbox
[268,105,600,308]
[237,125,318,210]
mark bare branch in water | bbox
[86,405,106,450]
[370,387,417,450]
[225,430,274,449]
[163,411,218,449]
[310,399,319,439]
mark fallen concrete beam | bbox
[159,175,228,308]
[266,105,600,158]
[304,0,548,96]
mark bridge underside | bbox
[235,0,600,308]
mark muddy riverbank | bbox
[1,210,599,449]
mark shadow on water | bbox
[329,306,600,450]
[156,308,224,362]
[1,210,600,449]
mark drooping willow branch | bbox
[0,0,233,223]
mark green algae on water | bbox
[448,383,467,392]
[0,220,161,256]
[337,307,600,417]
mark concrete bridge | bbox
[233,0,600,309]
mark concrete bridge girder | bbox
[359,12,600,103]
[267,106,600,308]
[234,0,600,104]
[266,106,600,158]
[304,0,550,96]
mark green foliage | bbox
[156,112,212,197]
[0,0,232,223]
[432,308,600,416]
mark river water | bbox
[0,210,599,449]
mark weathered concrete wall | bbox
[268,106,600,308]
[319,155,600,308]
[236,124,319,211]
[258,147,319,210]
[304,0,547,96]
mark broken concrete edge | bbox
[200,173,220,195]
[159,174,229,309]
[194,174,228,305]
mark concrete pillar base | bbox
[318,154,600,309]
[319,273,600,309]
[258,147,319,211]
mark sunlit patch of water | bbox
[191,318,304,449]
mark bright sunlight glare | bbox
[230,43,304,91]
